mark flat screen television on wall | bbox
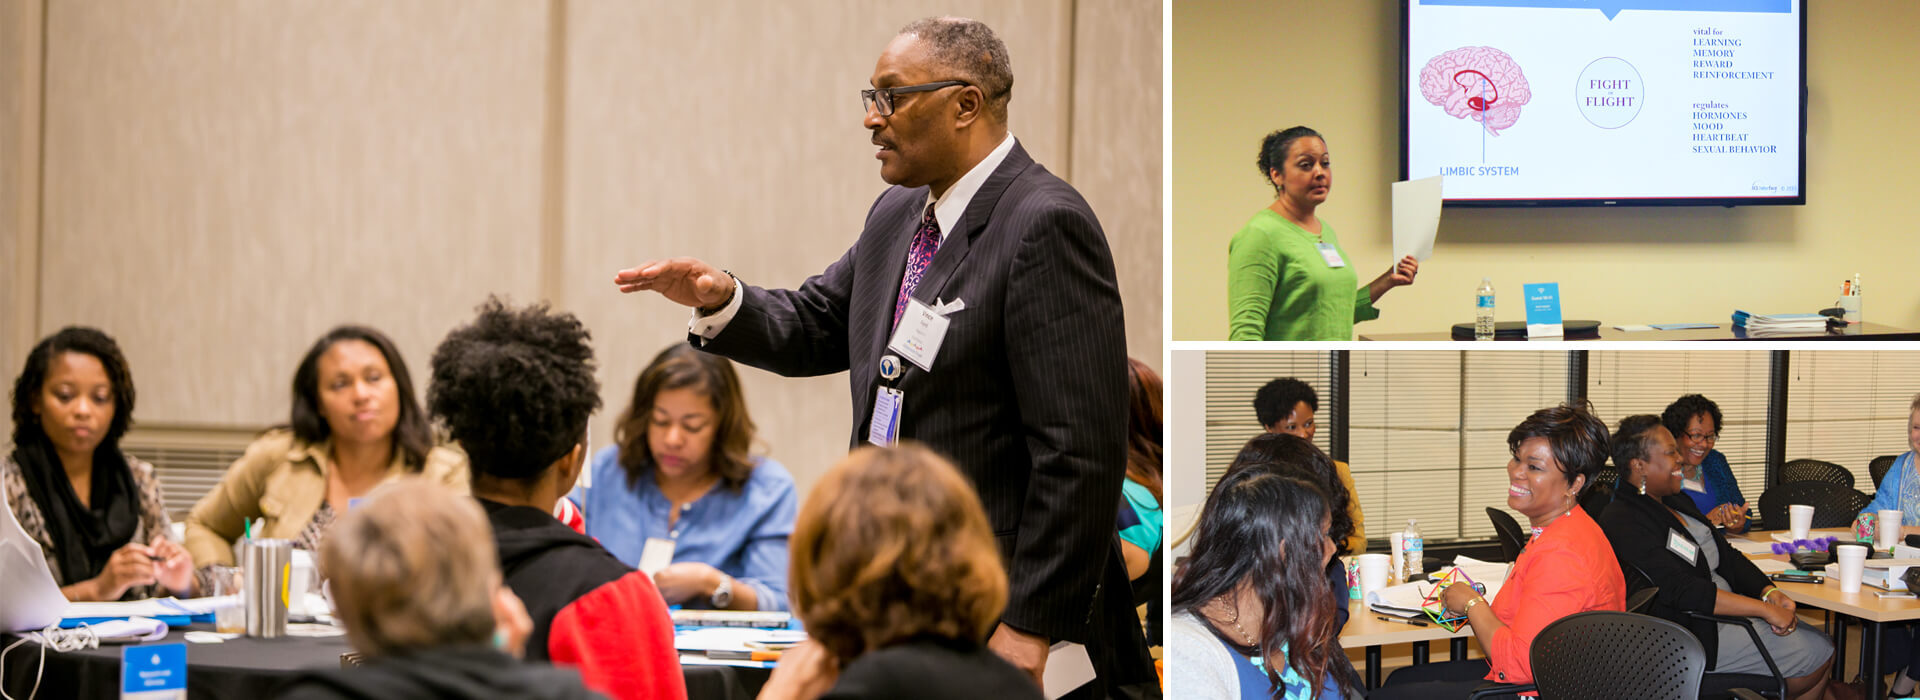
[1400,0,1806,207]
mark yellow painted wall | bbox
[1173,0,1920,340]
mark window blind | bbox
[1784,350,1920,493]
[1348,351,1568,543]
[1587,350,1772,501]
[1201,351,1333,497]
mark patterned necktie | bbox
[893,203,941,329]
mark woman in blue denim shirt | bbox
[573,344,795,611]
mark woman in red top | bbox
[1372,403,1625,699]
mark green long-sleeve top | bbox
[1227,209,1378,341]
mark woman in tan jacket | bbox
[185,326,465,568]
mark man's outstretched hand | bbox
[614,258,735,312]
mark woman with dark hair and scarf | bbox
[1168,468,1353,699]
[2,327,191,601]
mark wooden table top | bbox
[1339,598,1473,648]
[1340,526,1920,651]
[1740,527,1920,623]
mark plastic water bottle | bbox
[1402,519,1425,578]
[1475,278,1496,341]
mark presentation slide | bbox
[1403,0,1802,204]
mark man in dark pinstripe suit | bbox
[616,16,1151,699]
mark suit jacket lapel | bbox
[914,143,1033,306]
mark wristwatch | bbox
[710,575,733,608]
[1462,596,1485,615]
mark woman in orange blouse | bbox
[1372,403,1626,699]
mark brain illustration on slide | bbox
[1420,47,1531,136]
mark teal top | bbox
[1227,209,1378,341]
[1118,479,1162,552]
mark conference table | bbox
[0,623,770,700]
[1340,528,1920,696]
[1359,321,1920,342]
[1740,527,1920,700]
[1339,600,1472,689]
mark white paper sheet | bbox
[1750,559,1793,574]
[1042,641,1095,700]
[0,484,67,632]
[1730,540,1778,555]
[1392,175,1444,262]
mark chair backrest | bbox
[1756,480,1871,530]
[1625,586,1660,614]
[1871,455,1900,490]
[1778,459,1854,488]
[1529,611,1707,700]
[1486,507,1525,562]
[1580,469,1619,520]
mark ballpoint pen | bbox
[1376,615,1429,627]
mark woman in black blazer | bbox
[1598,415,1841,700]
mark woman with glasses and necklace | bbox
[1228,126,1419,341]
[1663,394,1750,533]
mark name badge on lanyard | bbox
[868,386,903,446]
[1667,529,1700,565]
[1315,241,1347,268]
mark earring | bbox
[1638,475,1648,495]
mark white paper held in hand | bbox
[1392,175,1444,262]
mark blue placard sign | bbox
[1523,283,1564,337]
[121,642,186,698]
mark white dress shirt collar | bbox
[924,132,1016,242]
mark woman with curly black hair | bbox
[1663,394,1750,533]
[428,297,683,700]
[185,326,466,569]
[3,326,193,601]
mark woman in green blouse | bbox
[1228,127,1419,341]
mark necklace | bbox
[1205,599,1264,666]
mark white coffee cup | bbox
[1788,504,1816,541]
[1880,510,1904,551]
[1357,553,1391,597]
[1836,544,1869,593]
[287,549,315,617]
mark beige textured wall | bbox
[1,0,41,444]
[38,0,550,424]
[10,0,1163,497]
[1074,0,1163,370]
[1173,0,1920,340]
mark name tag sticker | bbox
[867,387,903,446]
[1316,242,1348,268]
[1667,529,1700,565]
[887,298,951,372]
[638,538,676,576]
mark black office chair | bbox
[1467,611,1765,700]
[1132,546,1161,647]
[1777,459,1854,488]
[1486,507,1525,562]
[1871,454,1900,489]
[1580,467,1620,519]
[1756,481,1871,530]
[1625,586,1659,614]
[1688,611,1789,700]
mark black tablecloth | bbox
[2,625,767,700]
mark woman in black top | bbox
[1598,414,1840,700]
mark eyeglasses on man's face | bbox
[861,80,970,117]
